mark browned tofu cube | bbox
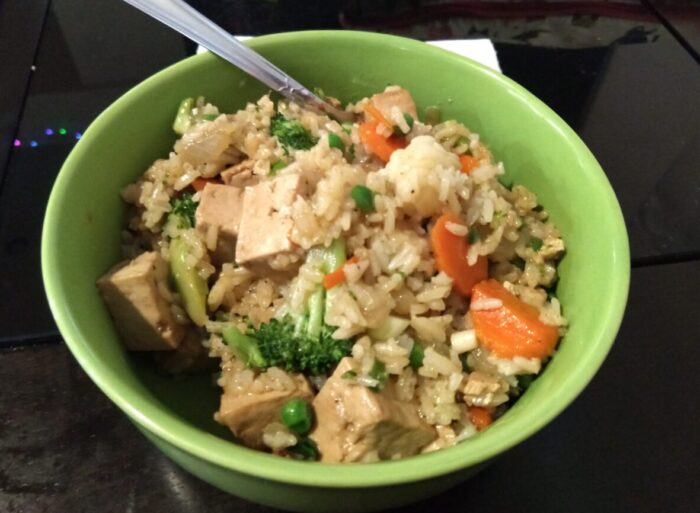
[195,183,244,264]
[97,251,184,351]
[310,358,436,462]
[370,87,418,121]
[218,373,313,450]
[235,174,306,265]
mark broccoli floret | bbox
[169,192,197,229]
[270,113,318,151]
[251,317,352,376]
[221,238,352,376]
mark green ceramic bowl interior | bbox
[42,31,629,509]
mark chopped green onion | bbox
[287,437,320,461]
[512,256,526,271]
[459,352,472,373]
[341,123,353,134]
[328,133,345,152]
[369,359,388,392]
[351,185,375,213]
[468,228,481,245]
[173,97,194,135]
[280,398,313,436]
[341,370,357,380]
[409,342,425,370]
[202,113,218,121]
[529,237,544,252]
[424,106,441,125]
[269,160,286,176]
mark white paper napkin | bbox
[196,37,501,72]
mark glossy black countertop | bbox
[1,1,699,512]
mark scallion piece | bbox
[269,160,286,176]
[529,237,544,252]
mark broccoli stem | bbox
[169,237,209,326]
[306,286,325,341]
[222,326,267,368]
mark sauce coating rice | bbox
[98,86,567,462]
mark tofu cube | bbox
[310,358,436,462]
[97,251,184,351]
[218,374,313,450]
[235,174,305,265]
[370,87,418,121]
[195,183,244,263]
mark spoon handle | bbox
[122,0,352,120]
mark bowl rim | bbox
[42,30,630,487]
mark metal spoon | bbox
[122,0,354,122]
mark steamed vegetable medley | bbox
[97,86,567,462]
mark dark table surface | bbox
[1,1,699,512]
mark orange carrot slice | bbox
[468,406,493,431]
[430,213,488,296]
[358,121,407,163]
[459,154,479,174]
[323,256,359,289]
[470,279,559,359]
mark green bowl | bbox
[42,31,629,512]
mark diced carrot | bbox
[191,177,222,192]
[470,279,560,359]
[323,256,359,289]
[459,154,479,174]
[358,121,407,163]
[430,213,488,297]
[364,103,392,129]
[468,406,493,431]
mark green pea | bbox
[409,342,425,370]
[328,133,345,152]
[280,398,313,435]
[287,437,320,461]
[351,185,375,213]
[269,160,286,176]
